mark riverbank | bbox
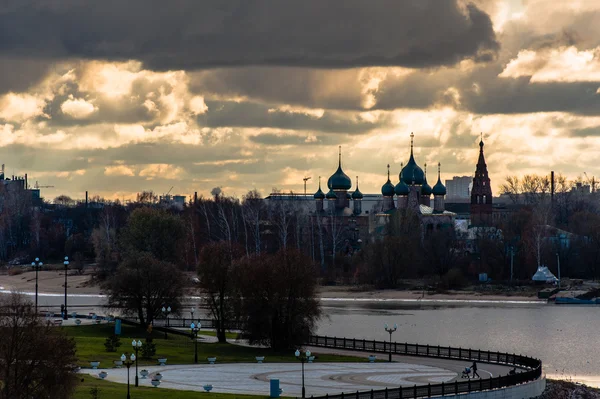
[1,270,544,302]
[541,380,600,398]
[318,285,541,302]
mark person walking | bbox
[471,361,480,379]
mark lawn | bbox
[63,323,365,368]
[74,375,267,399]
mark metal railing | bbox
[136,317,246,331]
[305,335,542,399]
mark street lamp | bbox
[191,307,195,320]
[295,348,311,399]
[63,256,69,320]
[121,353,136,399]
[384,323,398,362]
[31,258,43,314]
[191,321,201,364]
[132,339,142,387]
[162,306,171,338]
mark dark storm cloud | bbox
[191,68,366,110]
[0,58,51,94]
[570,126,600,137]
[0,144,91,173]
[198,101,387,133]
[373,65,600,115]
[460,78,600,116]
[249,132,350,146]
[0,1,498,70]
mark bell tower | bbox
[470,134,493,225]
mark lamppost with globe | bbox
[162,306,171,338]
[31,258,43,313]
[132,339,142,387]
[191,321,201,364]
[295,349,311,398]
[191,307,195,321]
[63,256,69,320]
[121,353,136,399]
[384,323,398,362]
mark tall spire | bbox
[338,145,342,167]
[387,164,390,181]
[318,176,321,189]
[471,135,493,225]
[477,134,487,170]
[356,175,359,188]
[410,132,414,156]
[438,162,441,178]
[424,163,427,178]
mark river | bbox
[317,300,600,387]
[4,291,598,387]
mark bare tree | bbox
[105,253,184,326]
[268,196,297,250]
[136,190,158,204]
[0,293,78,399]
[242,189,264,254]
[197,242,244,343]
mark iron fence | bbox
[305,335,542,399]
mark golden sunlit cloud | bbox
[61,97,98,119]
[104,165,136,177]
[500,46,600,82]
[0,93,47,122]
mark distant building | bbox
[470,138,493,226]
[446,176,472,202]
[159,194,187,210]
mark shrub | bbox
[103,334,121,352]
[141,341,156,359]
[8,268,23,276]
[441,268,468,290]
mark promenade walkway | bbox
[82,346,517,397]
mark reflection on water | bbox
[317,301,600,387]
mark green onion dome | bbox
[395,162,410,196]
[352,176,363,199]
[325,188,337,199]
[421,164,432,196]
[432,162,447,196]
[400,133,424,185]
[327,146,352,190]
[314,177,325,199]
[328,165,352,190]
[381,164,395,196]
[382,180,395,196]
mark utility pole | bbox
[556,253,561,289]
[303,176,311,196]
[510,247,514,284]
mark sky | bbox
[1,0,600,201]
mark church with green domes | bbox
[313,134,455,234]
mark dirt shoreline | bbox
[0,270,544,302]
[318,285,541,302]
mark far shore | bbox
[318,285,542,302]
[0,269,544,302]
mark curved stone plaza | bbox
[83,354,515,397]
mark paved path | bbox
[82,351,516,397]
[306,346,518,382]
[84,362,457,396]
